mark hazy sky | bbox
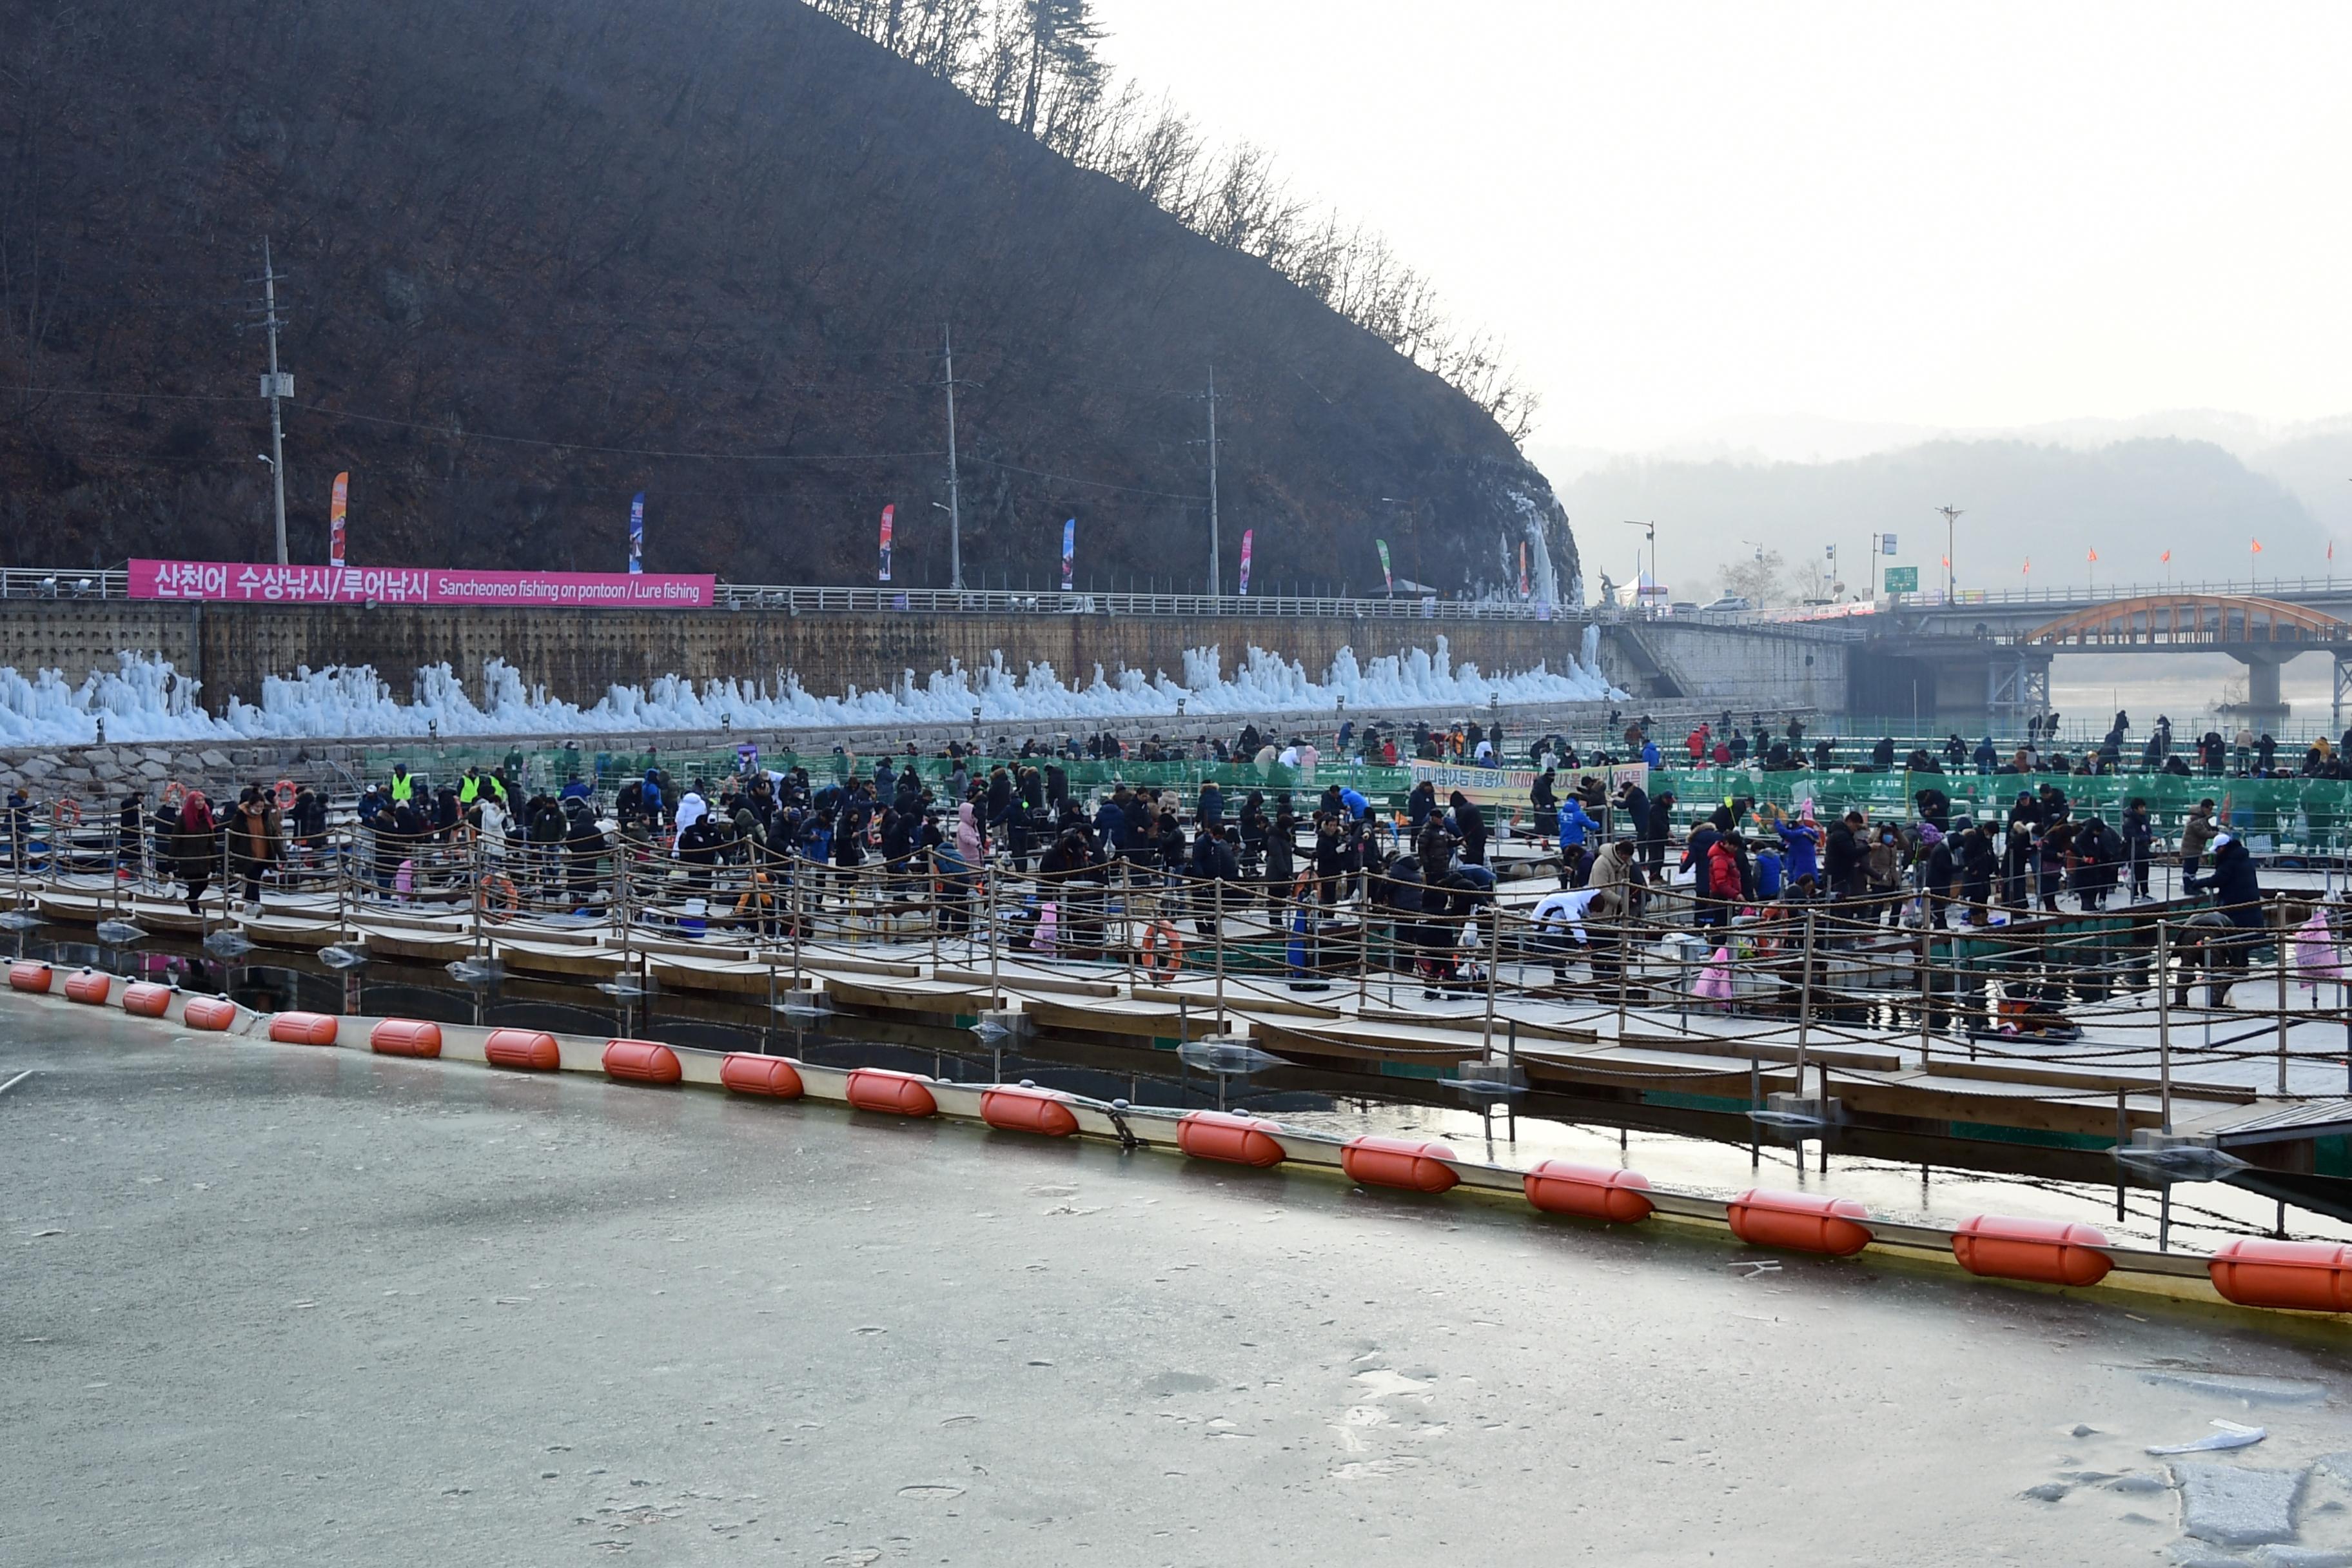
[1086,2,2352,460]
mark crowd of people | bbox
[1,705,2291,1004]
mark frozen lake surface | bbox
[4,1003,2350,1564]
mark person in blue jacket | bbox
[1555,796,1597,852]
[1773,806,1822,890]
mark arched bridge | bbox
[1863,594,2352,727]
[2020,593,2352,649]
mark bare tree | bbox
[797,0,1541,444]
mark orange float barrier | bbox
[182,996,237,1032]
[369,1019,443,1059]
[63,970,112,1005]
[1522,1160,1655,1222]
[267,1011,339,1046]
[2207,1238,2352,1313]
[1340,1135,1460,1194]
[121,982,173,1018]
[1727,1188,1874,1257]
[979,1084,1080,1138]
[484,1028,561,1072]
[8,961,52,995]
[603,1038,682,1085]
[1952,1215,2112,1288]
[1175,1110,1286,1168]
[720,1052,805,1098]
[843,1067,937,1117]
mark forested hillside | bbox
[0,0,1576,599]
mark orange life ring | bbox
[53,797,82,828]
[1141,919,1184,979]
[161,781,188,810]
[274,778,296,811]
[476,871,521,921]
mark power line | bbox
[964,455,1206,501]
[289,403,944,464]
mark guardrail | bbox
[0,569,1839,636]
[14,565,2352,621]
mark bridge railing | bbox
[1901,574,2352,610]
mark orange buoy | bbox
[719,1052,805,1099]
[843,1066,937,1117]
[182,995,237,1032]
[979,1084,1080,1138]
[1952,1215,2112,1288]
[1522,1160,1655,1222]
[267,1011,339,1046]
[369,1018,443,1059]
[121,982,172,1018]
[63,970,112,1006]
[484,1027,561,1072]
[602,1038,682,1085]
[1340,1135,1460,1193]
[1175,1110,1286,1168]
[8,960,52,995]
[1727,1188,1873,1257]
[2207,1238,2352,1313]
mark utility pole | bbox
[253,238,292,565]
[940,322,965,591]
[1204,360,1221,596]
[1936,504,1963,602]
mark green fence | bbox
[1643,767,2352,851]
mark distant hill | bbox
[1557,436,2327,600]
[0,0,1575,600]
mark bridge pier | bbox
[2233,651,2291,725]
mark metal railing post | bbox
[2157,920,2174,1133]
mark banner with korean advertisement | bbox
[130,560,716,609]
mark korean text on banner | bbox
[130,560,716,609]
[1409,758,1646,813]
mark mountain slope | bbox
[0,0,1576,599]
[1558,437,2322,598]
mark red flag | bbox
[2251,538,2264,554]
[2087,547,2098,563]
[2160,549,2171,564]
[2021,558,2030,574]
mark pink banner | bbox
[130,559,716,609]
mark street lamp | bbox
[1937,505,1963,601]
[1622,520,1656,613]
